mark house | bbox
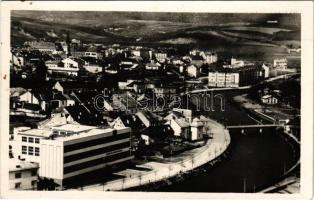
[153,84,177,98]
[84,46,103,59]
[46,58,83,76]
[167,116,190,139]
[70,90,105,105]
[154,52,167,62]
[63,104,108,126]
[26,41,56,54]
[124,81,146,94]
[187,64,201,78]
[33,90,54,112]
[52,81,102,94]
[136,111,161,128]
[11,52,25,67]
[261,64,270,78]
[200,52,218,64]
[190,117,204,141]
[261,94,278,105]
[81,57,103,73]
[190,55,204,66]
[46,60,62,69]
[118,80,136,90]
[199,115,212,134]
[145,62,161,70]
[9,159,39,190]
[230,57,245,67]
[50,92,75,110]
[111,93,139,114]
[164,108,193,124]
[273,58,288,70]
[105,64,119,74]
[10,88,39,105]
[140,125,174,145]
[110,114,145,134]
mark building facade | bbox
[12,124,133,189]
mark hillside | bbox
[11,11,301,47]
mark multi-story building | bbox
[200,52,218,64]
[273,58,288,70]
[12,124,133,189]
[9,159,39,190]
[208,72,240,88]
[208,66,263,88]
[26,41,56,54]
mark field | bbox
[11,11,300,63]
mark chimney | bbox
[66,31,71,57]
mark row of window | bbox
[21,146,40,156]
[22,136,40,144]
[64,141,130,163]
[14,180,37,189]
[63,132,130,153]
[64,151,132,174]
[14,169,37,179]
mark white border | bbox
[0,1,313,200]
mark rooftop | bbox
[9,159,39,172]
[18,128,52,138]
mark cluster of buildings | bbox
[208,58,269,88]
[9,32,298,190]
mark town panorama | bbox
[8,11,300,193]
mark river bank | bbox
[149,127,299,193]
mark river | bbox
[128,90,299,192]
[153,127,299,192]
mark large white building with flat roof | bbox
[12,124,133,189]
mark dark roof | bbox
[57,81,104,91]
[64,104,107,126]
[71,90,105,104]
[22,103,41,111]
[53,93,68,101]
[191,55,204,61]
[141,125,174,139]
[118,115,145,131]
[138,111,161,123]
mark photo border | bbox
[0,1,313,199]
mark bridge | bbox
[226,124,283,129]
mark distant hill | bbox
[11,11,301,47]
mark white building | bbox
[167,117,190,138]
[190,118,204,141]
[208,72,240,88]
[12,124,133,189]
[154,52,167,61]
[262,64,270,78]
[187,65,201,78]
[11,53,24,67]
[230,57,245,67]
[10,88,39,105]
[200,52,218,64]
[9,159,39,190]
[145,62,161,70]
[83,64,103,73]
[273,58,288,70]
[46,58,82,76]
[261,95,278,105]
